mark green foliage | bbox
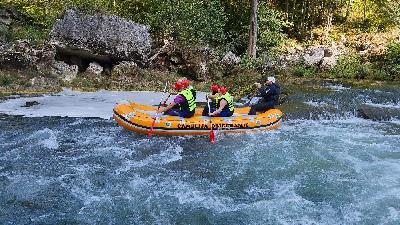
[219,67,262,99]
[258,3,289,50]
[291,64,318,78]
[9,24,48,41]
[239,55,264,70]
[0,70,32,87]
[330,54,366,79]
[131,0,226,46]
[368,69,390,81]
[382,41,400,80]
[0,72,15,86]
[219,0,250,53]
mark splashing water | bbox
[0,89,400,224]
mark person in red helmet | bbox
[202,84,220,116]
[180,78,196,100]
[158,81,196,118]
[208,86,234,117]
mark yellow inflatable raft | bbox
[113,101,284,136]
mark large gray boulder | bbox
[49,9,151,65]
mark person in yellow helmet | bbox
[208,86,234,117]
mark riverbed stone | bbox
[221,51,240,68]
[51,61,78,82]
[86,62,103,76]
[304,46,325,66]
[356,105,394,121]
[112,61,138,77]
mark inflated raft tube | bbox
[113,101,284,136]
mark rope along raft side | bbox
[113,101,284,136]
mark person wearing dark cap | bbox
[202,84,220,116]
[248,76,280,115]
[209,86,234,117]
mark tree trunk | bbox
[247,0,258,58]
[363,0,367,21]
[345,0,352,21]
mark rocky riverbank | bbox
[1,8,400,121]
[2,8,399,95]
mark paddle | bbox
[147,82,170,138]
[207,96,215,144]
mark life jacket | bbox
[187,86,196,100]
[178,89,196,113]
[216,92,234,113]
[210,91,218,108]
[260,83,280,106]
[268,83,280,106]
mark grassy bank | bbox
[1,66,399,100]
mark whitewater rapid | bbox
[0,89,207,119]
[1,87,400,224]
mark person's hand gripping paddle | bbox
[207,96,215,144]
[147,82,170,138]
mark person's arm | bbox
[263,86,277,98]
[208,92,219,100]
[158,102,176,113]
[158,95,183,113]
[255,87,268,97]
[209,99,227,116]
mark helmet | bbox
[174,81,184,91]
[211,84,219,92]
[181,79,190,88]
[267,76,275,83]
[262,76,275,83]
[219,86,227,94]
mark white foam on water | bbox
[326,84,351,91]
[0,89,208,119]
[6,175,52,200]
[132,143,183,168]
[97,146,136,159]
[115,142,183,175]
[304,100,330,107]
[365,102,400,109]
[30,128,59,150]
[161,179,237,213]
[389,119,400,125]
[238,180,323,224]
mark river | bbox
[0,87,399,224]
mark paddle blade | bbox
[147,119,156,138]
[210,130,215,144]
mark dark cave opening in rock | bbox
[54,46,117,74]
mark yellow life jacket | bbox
[178,89,196,112]
[216,92,234,113]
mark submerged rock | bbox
[21,101,39,107]
[356,105,395,121]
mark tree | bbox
[248,0,258,58]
